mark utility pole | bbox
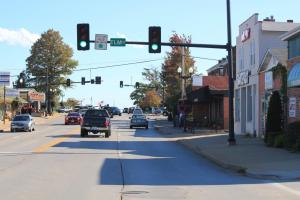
[181,47,186,99]
[3,86,6,124]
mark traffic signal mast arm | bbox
[89,40,228,49]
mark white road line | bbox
[272,183,300,196]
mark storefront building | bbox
[281,26,300,123]
[235,14,299,136]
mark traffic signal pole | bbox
[84,0,236,144]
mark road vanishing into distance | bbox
[0,114,300,200]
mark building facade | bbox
[234,14,299,136]
[281,26,300,123]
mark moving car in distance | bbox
[130,114,148,129]
[133,108,143,115]
[111,107,122,116]
[65,112,82,125]
[11,114,35,132]
[123,108,128,113]
[80,109,111,138]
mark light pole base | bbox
[227,138,236,146]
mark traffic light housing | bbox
[91,79,95,84]
[95,76,101,84]
[77,23,90,50]
[66,79,71,86]
[149,26,161,53]
[81,77,85,85]
[120,81,123,88]
[135,82,140,89]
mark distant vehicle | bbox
[57,106,72,113]
[80,109,111,138]
[73,105,82,112]
[78,108,88,117]
[65,112,82,125]
[133,108,143,115]
[130,114,148,129]
[162,108,170,116]
[11,114,35,132]
[128,107,135,114]
[123,108,128,113]
[111,107,121,116]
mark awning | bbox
[288,63,300,87]
[187,86,210,103]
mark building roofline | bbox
[281,25,300,41]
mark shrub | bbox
[274,134,285,148]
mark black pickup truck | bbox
[80,109,111,138]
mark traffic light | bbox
[135,82,140,89]
[66,79,71,86]
[81,77,85,85]
[77,23,90,50]
[120,81,123,88]
[91,79,95,84]
[95,76,101,84]
[149,26,161,53]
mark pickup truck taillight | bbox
[104,120,110,127]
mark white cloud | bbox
[115,32,145,49]
[0,27,40,47]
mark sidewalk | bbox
[0,113,62,132]
[154,119,300,181]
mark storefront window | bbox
[288,37,300,59]
[235,89,240,121]
[247,86,252,121]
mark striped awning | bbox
[288,63,300,87]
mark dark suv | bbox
[80,109,111,138]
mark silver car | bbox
[11,114,35,132]
[130,114,148,129]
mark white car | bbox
[11,114,35,132]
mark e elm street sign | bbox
[110,38,126,47]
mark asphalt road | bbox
[0,114,299,200]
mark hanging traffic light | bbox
[120,81,123,88]
[95,76,101,84]
[77,23,90,50]
[66,79,71,86]
[91,79,95,84]
[135,82,140,88]
[149,26,161,53]
[81,77,85,85]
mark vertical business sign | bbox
[289,97,297,118]
[0,72,10,86]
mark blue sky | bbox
[1,0,300,108]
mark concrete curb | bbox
[155,124,300,181]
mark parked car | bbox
[111,107,121,116]
[65,112,82,125]
[11,114,35,132]
[130,114,148,129]
[57,106,72,113]
[123,108,129,113]
[81,109,111,137]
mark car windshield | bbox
[68,112,80,116]
[13,116,30,121]
[85,109,109,117]
[133,109,143,114]
[132,115,146,119]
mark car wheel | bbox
[105,131,110,138]
[80,129,87,137]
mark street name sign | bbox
[0,72,10,86]
[110,38,126,47]
[95,34,108,50]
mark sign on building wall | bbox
[289,97,297,118]
[236,70,250,86]
[192,75,203,86]
[241,28,251,42]
[265,71,273,90]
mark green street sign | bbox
[110,38,126,47]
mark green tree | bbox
[65,98,80,108]
[130,83,148,106]
[161,32,196,113]
[26,29,78,104]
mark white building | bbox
[234,14,299,136]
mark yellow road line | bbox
[34,128,79,153]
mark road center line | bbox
[34,128,79,153]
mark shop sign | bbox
[241,28,251,42]
[236,70,250,86]
[192,75,203,86]
[29,91,45,102]
[289,97,296,118]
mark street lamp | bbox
[177,66,194,79]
